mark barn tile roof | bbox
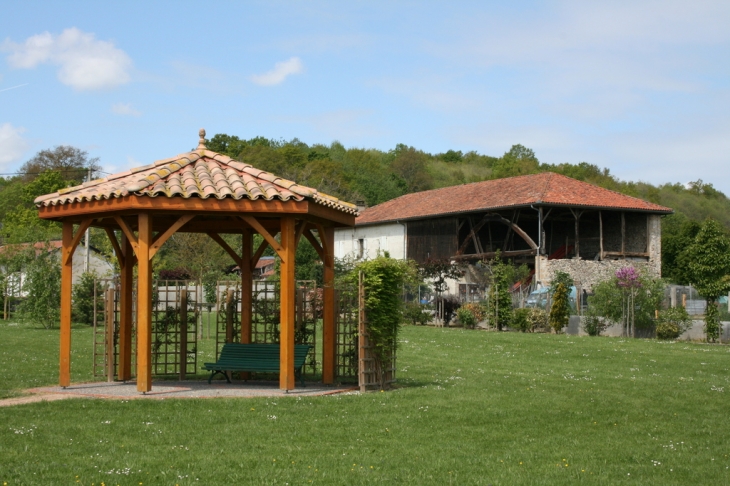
[356,172,672,225]
[34,132,357,216]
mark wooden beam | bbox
[64,218,94,265]
[621,212,626,257]
[599,210,604,260]
[322,226,336,385]
[103,227,125,268]
[603,251,649,258]
[149,214,195,259]
[136,213,153,393]
[279,217,296,390]
[452,249,536,261]
[239,215,284,257]
[207,232,243,268]
[114,216,138,254]
[59,222,74,387]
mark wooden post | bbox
[60,222,74,388]
[279,217,296,390]
[322,226,336,384]
[136,213,153,393]
[106,288,115,382]
[358,271,367,392]
[621,212,626,258]
[599,210,604,261]
[179,288,187,380]
[118,235,134,381]
[241,229,253,344]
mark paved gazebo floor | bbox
[1,381,358,406]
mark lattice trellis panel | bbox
[92,279,119,379]
[334,283,358,382]
[151,280,199,376]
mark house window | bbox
[357,238,365,259]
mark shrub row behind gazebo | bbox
[34,130,357,392]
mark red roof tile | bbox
[356,172,672,225]
[34,132,357,216]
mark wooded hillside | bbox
[2,136,728,285]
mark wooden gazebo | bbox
[35,130,357,392]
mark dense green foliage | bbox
[17,245,61,329]
[549,283,570,333]
[3,138,730,293]
[588,268,665,336]
[682,219,730,342]
[71,272,106,326]
[655,307,692,340]
[349,255,418,389]
[485,257,515,330]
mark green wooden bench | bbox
[202,343,312,387]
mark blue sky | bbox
[1,1,728,193]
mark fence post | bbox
[105,288,115,383]
[358,271,366,392]
[226,289,234,343]
[179,288,187,380]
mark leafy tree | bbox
[656,306,692,340]
[661,213,701,284]
[684,219,730,342]
[491,144,540,179]
[549,283,570,333]
[588,268,665,337]
[72,272,106,325]
[390,144,434,193]
[3,170,70,243]
[485,257,514,330]
[18,244,61,329]
[19,145,100,184]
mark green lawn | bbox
[1,321,729,485]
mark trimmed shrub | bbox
[512,308,531,332]
[582,310,608,337]
[457,306,477,329]
[656,306,692,340]
[525,308,550,332]
[404,302,431,326]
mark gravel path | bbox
[0,380,358,406]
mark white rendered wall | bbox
[334,223,406,261]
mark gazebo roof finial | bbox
[197,128,207,150]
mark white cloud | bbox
[250,57,303,86]
[2,28,132,90]
[0,123,29,167]
[111,103,141,116]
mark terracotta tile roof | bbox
[357,172,672,225]
[34,132,357,216]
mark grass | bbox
[1,321,729,484]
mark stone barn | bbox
[335,172,672,292]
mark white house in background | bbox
[0,241,114,291]
[335,172,672,298]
